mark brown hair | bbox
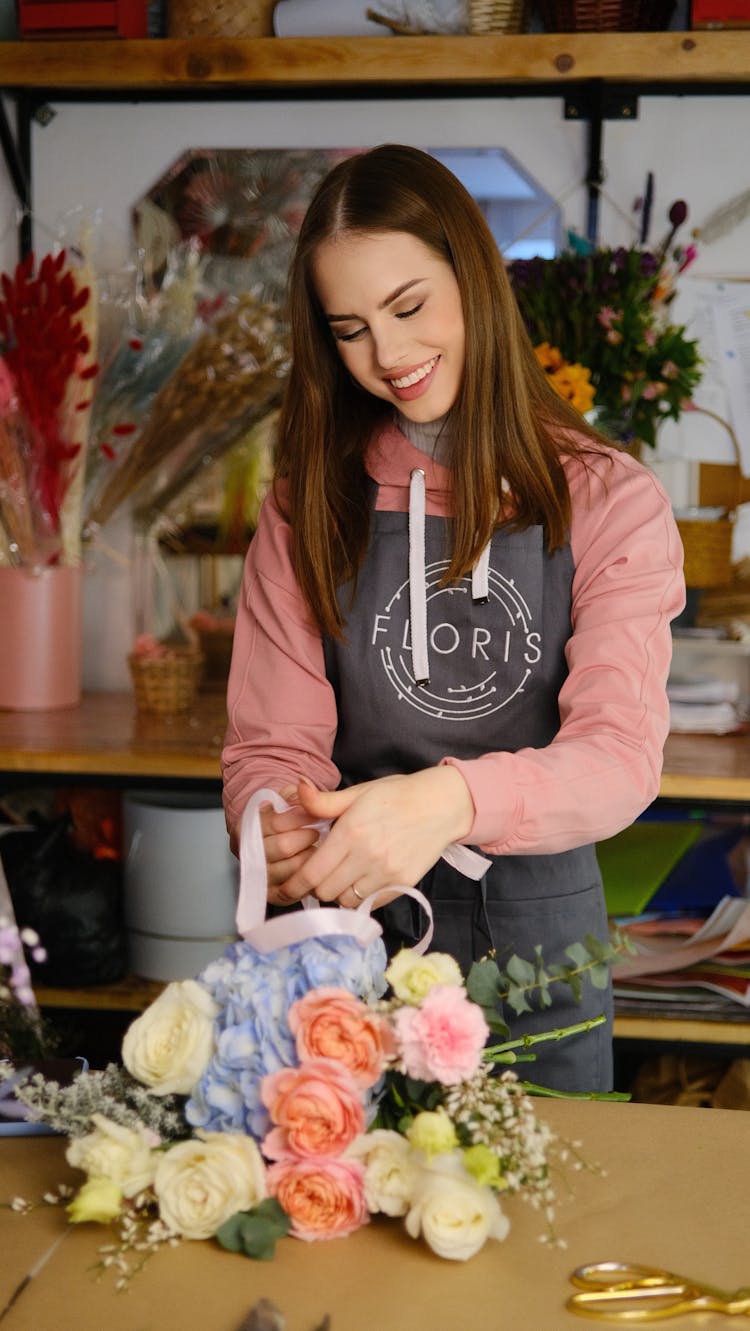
[274,143,607,638]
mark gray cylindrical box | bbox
[123,791,239,981]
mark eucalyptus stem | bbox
[484,1014,606,1060]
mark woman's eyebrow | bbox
[325,278,426,323]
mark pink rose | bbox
[267,1155,368,1241]
[261,1058,365,1158]
[289,987,395,1089]
[392,985,489,1084]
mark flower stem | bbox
[519,1081,630,1102]
[483,1014,606,1060]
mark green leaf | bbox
[506,981,532,1016]
[564,941,591,968]
[216,1200,291,1261]
[483,1010,511,1038]
[466,958,503,1008]
[506,954,537,988]
[589,962,611,990]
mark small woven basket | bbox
[537,1,674,29]
[675,514,734,589]
[167,0,274,38]
[129,649,205,716]
[468,0,526,31]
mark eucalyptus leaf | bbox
[217,1200,290,1261]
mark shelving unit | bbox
[2,31,750,1053]
[0,693,748,1044]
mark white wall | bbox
[0,91,748,685]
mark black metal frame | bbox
[0,75,748,257]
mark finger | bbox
[296,778,373,821]
[261,806,314,837]
[266,845,318,888]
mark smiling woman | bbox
[221,144,686,1096]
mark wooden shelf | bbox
[0,32,749,95]
[614,1014,750,1046]
[0,690,225,781]
[0,693,748,795]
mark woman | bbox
[222,144,685,1091]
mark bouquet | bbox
[509,203,703,448]
[0,795,624,1285]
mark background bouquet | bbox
[508,204,702,449]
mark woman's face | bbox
[312,229,466,423]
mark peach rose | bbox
[267,1155,368,1241]
[289,987,394,1089]
[261,1058,365,1159]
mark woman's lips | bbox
[386,355,440,401]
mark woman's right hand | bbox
[261,785,321,905]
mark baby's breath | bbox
[92,1197,181,1290]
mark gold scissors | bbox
[567,1262,750,1322]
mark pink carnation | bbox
[392,985,489,1085]
[267,1155,368,1241]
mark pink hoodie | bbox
[223,423,685,856]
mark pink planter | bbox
[0,565,82,710]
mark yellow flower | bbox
[462,1144,506,1189]
[67,1177,123,1225]
[385,949,463,1005]
[407,1109,458,1160]
[535,343,595,413]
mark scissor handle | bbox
[570,1263,686,1292]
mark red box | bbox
[17,0,149,37]
[691,0,750,25]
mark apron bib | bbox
[323,506,613,1092]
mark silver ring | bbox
[352,886,365,902]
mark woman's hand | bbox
[279,767,475,909]
[262,785,322,906]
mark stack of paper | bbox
[613,897,750,1010]
[667,674,745,734]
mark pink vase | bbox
[0,566,82,710]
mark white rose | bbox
[122,979,218,1095]
[385,949,464,1005]
[66,1114,159,1198]
[347,1129,419,1217]
[153,1132,267,1239]
[405,1155,510,1261]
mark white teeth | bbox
[389,356,438,389]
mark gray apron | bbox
[323,503,613,1093]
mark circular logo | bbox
[371,559,541,721]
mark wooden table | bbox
[2,1098,749,1330]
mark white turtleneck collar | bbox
[395,410,453,467]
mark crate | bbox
[691,1,750,26]
[537,1,675,28]
[468,0,526,31]
[17,0,148,36]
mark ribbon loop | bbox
[236,788,488,956]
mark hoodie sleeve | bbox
[222,488,340,853]
[441,451,685,855]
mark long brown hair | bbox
[275,143,607,638]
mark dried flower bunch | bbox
[1,925,624,1287]
[509,203,702,448]
[0,249,98,566]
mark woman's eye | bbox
[336,327,367,343]
[396,302,424,320]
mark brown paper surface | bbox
[1,1099,749,1331]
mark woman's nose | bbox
[371,322,407,371]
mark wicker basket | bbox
[676,514,735,589]
[129,649,205,716]
[537,1,675,29]
[468,0,526,31]
[167,0,275,38]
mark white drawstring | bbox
[471,541,491,603]
[408,468,430,686]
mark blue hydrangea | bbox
[184,933,387,1141]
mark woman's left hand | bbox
[280,767,474,909]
